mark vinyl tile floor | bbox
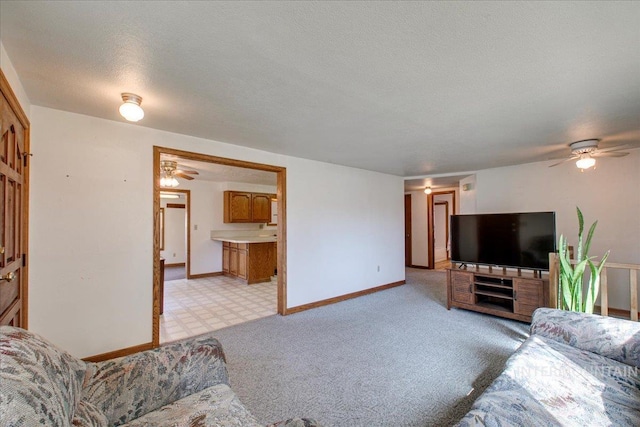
[160,275,277,343]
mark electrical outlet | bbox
[194,224,198,230]
[377,265,380,272]
[173,253,176,257]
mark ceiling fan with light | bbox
[548,139,629,170]
[160,160,199,187]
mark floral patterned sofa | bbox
[457,308,640,426]
[0,327,319,427]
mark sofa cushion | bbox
[531,308,640,368]
[457,335,640,426]
[0,326,88,426]
[120,383,261,427]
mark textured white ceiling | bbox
[1,1,639,176]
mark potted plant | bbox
[558,207,609,313]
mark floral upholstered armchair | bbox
[0,326,320,426]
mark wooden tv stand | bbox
[446,265,549,323]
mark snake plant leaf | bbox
[583,220,598,262]
[585,259,598,314]
[576,207,585,262]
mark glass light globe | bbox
[119,101,144,122]
[576,155,596,170]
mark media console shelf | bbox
[446,264,549,322]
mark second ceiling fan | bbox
[160,160,199,187]
[548,139,629,170]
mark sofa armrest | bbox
[81,335,229,426]
[531,307,640,368]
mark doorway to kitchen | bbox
[152,146,287,347]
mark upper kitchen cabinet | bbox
[224,191,252,222]
[224,191,273,223]
[251,193,272,223]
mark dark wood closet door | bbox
[0,72,29,327]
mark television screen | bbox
[450,212,556,270]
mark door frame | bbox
[427,190,456,269]
[0,69,30,327]
[152,146,287,347]
[160,189,191,277]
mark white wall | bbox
[0,42,31,117]
[459,175,477,213]
[160,200,186,265]
[29,106,405,357]
[473,149,640,309]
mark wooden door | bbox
[513,279,544,317]
[224,191,251,222]
[0,72,29,327]
[450,271,474,305]
[404,194,411,266]
[222,242,230,273]
[237,244,247,280]
[229,246,238,275]
[251,193,271,223]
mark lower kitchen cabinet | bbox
[222,241,276,284]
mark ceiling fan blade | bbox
[174,171,195,180]
[176,166,199,174]
[548,156,577,167]
[176,169,199,175]
[596,144,630,153]
[593,151,629,158]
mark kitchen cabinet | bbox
[224,191,273,223]
[251,193,271,223]
[221,241,276,284]
[224,192,252,222]
[222,244,230,273]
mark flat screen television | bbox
[450,212,556,270]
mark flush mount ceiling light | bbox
[160,192,181,199]
[119,93,144,122]
[424,187,432,195]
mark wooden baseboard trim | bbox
[83,342,154,363]
[285,280,406,315]
[165,262,186,268]
[408,265,430,269]
[188,271,224,279]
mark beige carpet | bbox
[211,268,529,426]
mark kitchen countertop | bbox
[211,236,277,244]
